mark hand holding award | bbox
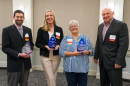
[48,35,57,49]
[77,38,86,52]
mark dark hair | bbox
[14,10,24,17]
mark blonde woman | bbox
[35,10,64,86]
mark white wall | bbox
[99,0,124,24]
[0,49,7,61]
[13,0,33,34]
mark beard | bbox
[15,20,23,26]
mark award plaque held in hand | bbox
[48,35,57,49]
[77,38,86,52]
[22,33,31,55]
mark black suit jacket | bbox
[35,25,64,57]
[94,18,129,69]
[2,24,34,72]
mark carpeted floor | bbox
[0,68,130,86]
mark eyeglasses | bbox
[70,25,78,28]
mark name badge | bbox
[25,33,29,41]
[67,39,72,45]
[56,32,60,39]
[109,35,116,42]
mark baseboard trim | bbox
[96,73,100,79]
[122,71,130,79]
[31,65,97,76]
[88,70,97,76]
[31,65,43,71]
[0,62,97,76]
[0,61,7,67]
[31,65,64,72]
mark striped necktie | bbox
[19,27,23,38]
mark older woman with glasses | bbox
[59,20,94,86]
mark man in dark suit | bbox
[94,7,129,86]
[2,10,34,86]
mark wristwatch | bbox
[88,51,90,55]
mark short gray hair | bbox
[68,20,79,29]
[103,7,113,13]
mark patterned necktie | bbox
[19,27,23,38]
[102,26,109,40]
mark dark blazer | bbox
[35,25,64,57]
[94,18,129,69]
[2,24,34,72]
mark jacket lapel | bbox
[45,31,49,42]
[103,19,116,43]
[23,26,26,41]
[54,25,56,37]
[99,24,104,43]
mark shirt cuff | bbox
[18,53,20,58]
[60,51,66,59]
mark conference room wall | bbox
[33,0,100,72]
[123,0,130,50]
[122,0,130,71]
[0,0,13,44]
[0,0,130,74]
[0,0,98,73]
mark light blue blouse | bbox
[59,34,94,73]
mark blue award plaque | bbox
[48,35,57,49]
[77,38,86,52]
[22,41,31,55]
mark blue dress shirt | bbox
[59,34,94,73]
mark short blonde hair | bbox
[42,10,56,31]
[68,20,79,29]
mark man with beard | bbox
[2,10,34,86]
